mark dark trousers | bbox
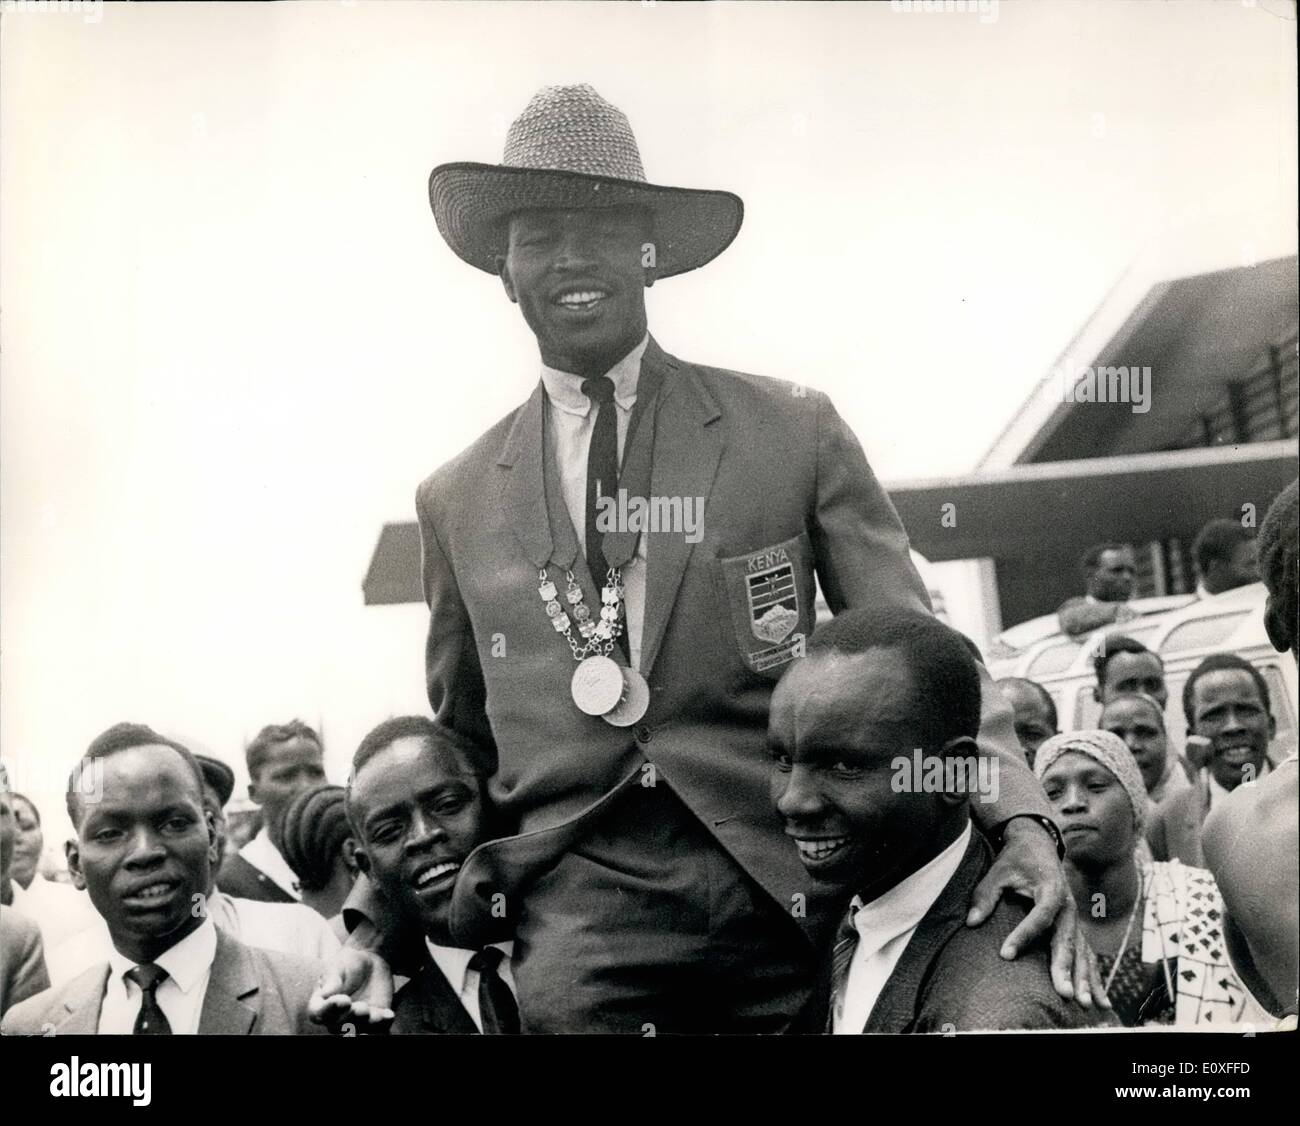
[511,781,816,1034]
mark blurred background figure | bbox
[1192,518,1259,599]
[1036,730,1248,1027]
[1099,692,1191,809]
[278,783,357,938]
[1202,480,1298,1023]
[7,792,45,891]
[996,677,1058,769]
[218,720,327,903]
[1093,636,1168,708]
[0,773,50,1016]
[1056,543,1139,637]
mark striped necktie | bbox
[827,900,861,1032]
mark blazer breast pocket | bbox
[712,530,816,681]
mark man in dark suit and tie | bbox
[317,84,1098,1033]
[772,608,1113,1033]
[335,716,516,1034]
[2,724,325,1036]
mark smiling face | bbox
[1040,751,1135,871]
[1099,651,1168,709]
[1189,669,1274,791]
[769,649,968,898]
[1100,697,1168,794]
[349,736,489,945]
[68,744,216,964]
[1088,548,1137,602]
[497,206,652,377]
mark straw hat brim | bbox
[429,162,744,279]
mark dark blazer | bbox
[0,928,327,1035]
[389,956,479,1035]
[1,908,50,1018]
[217,853,297,905]
[1147,783,1209,868]
[412,337,1055,949]
[805,832,1116,1033]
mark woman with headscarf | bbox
[277,783,358,940]
[1036,730,1249,1027]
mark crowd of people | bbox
[0,83,1295,1036]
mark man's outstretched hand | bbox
[966,818,1110,1010]
[309,948,396,1034]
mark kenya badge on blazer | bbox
[715,531,815,678]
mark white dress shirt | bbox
[238,827,302,900]
[424,939,516,1033]
[834,822,972,1034]
[99,916,218,1035]
[539,333,650,671]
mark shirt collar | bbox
[539,333,649,417]
[108,915,218,996]
[1205,761,1270,810]
[847,822,972,955]
[424,939,514,994]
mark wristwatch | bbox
[991,813,1066,860]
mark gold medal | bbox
[602,666,650,727]
[571,654,625,715]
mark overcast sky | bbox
[2,0,1295,832]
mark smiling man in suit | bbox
[317,84,1097,1034]
[338,716,515,1034]
[1,724,325,1036]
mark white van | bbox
[986,582,1298,759]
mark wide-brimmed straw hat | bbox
[429,84,743,279]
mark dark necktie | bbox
[581,375,630,661]
[582,375,618,588]
[468,947,520,1035]
[827,903,860,1033]
[125,963,173,1035]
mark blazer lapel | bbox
[197,930,258,1035]
[413,957,480,1034]
[498,382,553,569]
[639,341,724,675]
[57,965,111,1035]
[863,833,988,1033]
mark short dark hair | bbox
[68,722,206,827]
[997,676,1058,730]
[245,720,322,781]
[1080,541,1131,578]
[1182,654,1272,727]
[351,716,487,780]
[1192,518,1254,575]
[1258,480,1298,655]
[806,607,982,751]
[1100,691,1166,731]
[278,783,351,893]
[1094,635,1162,689]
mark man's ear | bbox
[341,836,361,876]
[496,256,518,303]
[939,736,982,806]
[65,838,87,891]
[247,778,261,806]
[1092,685,1102,704]
[204,809,219,864]
[351,843,370,877]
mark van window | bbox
[1160,611,1251,655]
[1028,640,1083,678]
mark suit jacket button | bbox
[634,724,652,743]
